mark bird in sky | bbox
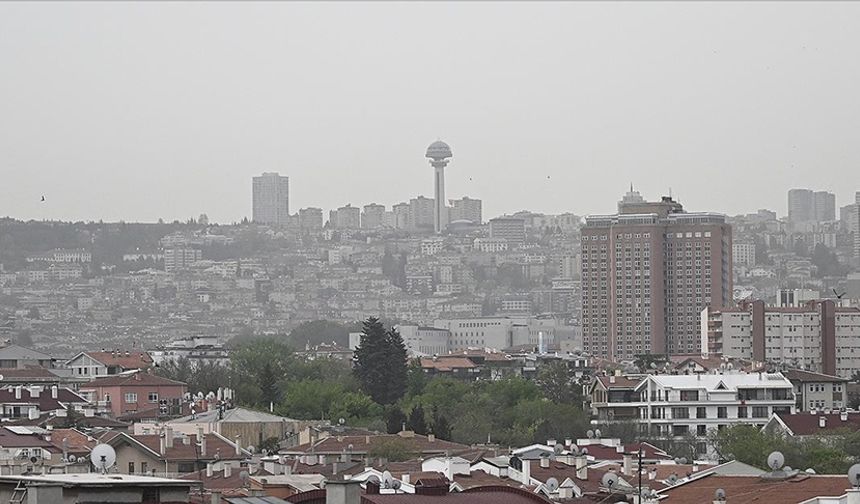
[40,195,45,202]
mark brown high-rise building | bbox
[580,189,732,361]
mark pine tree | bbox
[407,405,428,435]
[385,407,408,434]
[354,317,408,405]
[431,407,452,441]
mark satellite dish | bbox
[587,430,595,439]
[0,374,5,381]
[366,475,381,485]
[666,474,678,485]
[553,444,563,454]
[784,466,792,472]
[805,468,816,474]
[338,417,346,425]
[279,456,287,465]
[546,477,559,492]
[246,445,256,454]
[679,457,688,465]
[90,444,117,473]
[714,488,727,501]
[849,464,860,488]
[391,480,402,490]
[595,429,602,438]
[581,448,589,455]
[601,472,618,489]
[382,471,394,489]
[68,454,77,463]
[767,451,785,471]
[29,456,38,464]
[509,456,523,471]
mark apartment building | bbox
[581,191,732,360]
[702,299,860,378]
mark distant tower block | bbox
[425,140,453,234]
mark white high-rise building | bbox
[252,173,290,225]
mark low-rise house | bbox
[783,369,848,411]
[587,375,641,421]
[0,426,58,467]
[0,473,193,504]
[66,350,154,380]
[656,473,854,504]
[101,428,250,475]
[0,344,55,369]
[79,372,187,418]
[281,431,470,460]
[764,411,860,438]
[0,385,89,420]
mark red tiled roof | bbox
[86,351,154,370]
[362,485,552,504]
[109,432,245,462]
[81,372,186,388]
[783,369,847,383]
[774,412,860,436]
[659,474,850,503]
[419,357,477,371]
[0,427,56,448]
[284,434,469,456]
[578,442,670,462]
[595,376,640,389]
[0,386,88,411]
[46,428,98,454]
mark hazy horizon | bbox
[2,2,860,224]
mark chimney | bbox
[210,490,221,504]
[235,436,241,456]
[325,479,363,504]
[819,416,827,429]
[51,386,58,399]
[521,459,531,485]
[575,455,587,480]
[547,439,557,447]
[846,488,860,504]
[648,469,657,480]
[622,453,632,476]
[28,408,39,420]
[616,445,624,454]
[564,438,572,447]
[224,464,232,478]
[160,435,166,456]
[540,456,550,468]
[30,386,40,398]
[206,463,213,478]
[842,411,849,422]
[165,426,174,449]
[319,454,326,465]
[609,375,616,384]
[402,474,410,485]
[428,433,435,443]
[14,386,21,400]
[198,427,207,456]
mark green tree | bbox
[353,317,407,405]
[229,338,295,408]
[368,438,414,462]
[385,406,407,434]
[288,320,351,348]
[535,361,582,405]
[430,408,452,440]
[407,405,428,435]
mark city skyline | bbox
[3,2,860,223]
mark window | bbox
[104,394,111,403]
[680,390,699,401]
[125,393,138,403]
[128,462,135,474]
[141,462,148,474]
[148,392,159,403]
[696,407,706,419]
[737,406,747,418]
[671,407,690,419]
[697,425,707,436]
[752,406,769,418]
[717,407,727,418]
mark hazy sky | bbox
[2,2,860,224]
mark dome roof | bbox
[425,140,452,159]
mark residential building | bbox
[102,429,248,475]
[702,299,860,378]
[25,248,92,263]
[448,196,482,224]
[732,241,756,267]
[361,203,386,229]
[163,246,201,273]
[149,336,229,367]
[782,369,847,411]
[581,191,732,360]
[489,217,526,247]
[329,205,361,230]
[0,385,89,420]
[587,375,641,422]
[0,344,54,369]
[409,196,435,231]
[473,238,508,253]
[66,351,154,380]
[138,407,299,449]
[298,207,324,231]
[79,372,187,418]
[764,411,860,438]
[617,373,795,457]
[252,172,290,225]
[0,473,194,503]
[281,431,469,459]
[788,188,836,225]
[391,202,410,230]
